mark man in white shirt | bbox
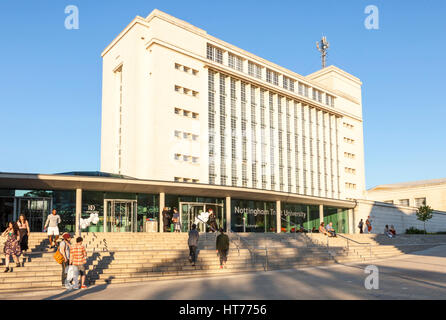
[44,209,61,248]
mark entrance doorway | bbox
[105,199,137,232]
[16,197,52,232]
[179,202,225,232]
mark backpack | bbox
[53,242,66,264]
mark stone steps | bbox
[1,233,443,293]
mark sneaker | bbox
[220,265,223,269]
[192,263,196,267]
[4,268,9,273]
[81,285,87,289]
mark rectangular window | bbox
[326,94,334,107]
[228,53,243,72]
[207,44,223,64]
[399,199,410,206]
[414,197,426,207]
[298,82,309,97]
[312,89,322,103]
[248,61,262,79]
[283,76,289,90]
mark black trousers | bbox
[61,261,68,285]
[189,245,197,263]
[218,249,228,265]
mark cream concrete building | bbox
[100,9,366,202]
[367,178,446,211]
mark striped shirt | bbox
[70,243,87,266]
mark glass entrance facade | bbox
[0,187,350,234]
[0,189,158,233]
[281,202,320,233]
[106,200,137,232]
[179,202,225,232]
[324,206,349,233]
[166,195,225,232]
[231,199,277,232]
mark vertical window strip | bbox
[260,89,267,189]
[294,102,300,194]
[286,99,292,192]
[251,86,257,188]
[208,70,216,184]
[220,75,227,185]
[269,92,275,190]
[309,108,314,196]
[278,95,284,191]
[301,106,307,195]
[230,78,237,186]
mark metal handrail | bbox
[336,233,373,257]
[231,232,270,271]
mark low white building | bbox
[367,178,446,211]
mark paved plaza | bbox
[1,245,445,300]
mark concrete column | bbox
[75,188,82,236]
[225,196,231,233]
[348,208,354,234]
[276,200,281,233]
[319,204,324,226]
[103,200,108,233]
[159,192,165,233]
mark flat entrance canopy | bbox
[0,173,355,208]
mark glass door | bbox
[17,197,52,232]
[179,202,225,232]
[106,199,137,232]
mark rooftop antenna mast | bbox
[316,36,330,69]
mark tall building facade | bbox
[100,9,366,201]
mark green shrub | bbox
[405,227,425,234]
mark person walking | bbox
[58,232,71,288]
[2,222,22,272]
[358,219,364,234]
[70,236,88,289]
[216,228,229,269]
[208,209,218,232]
[162,207,170,232]
[172,208,181,233]
[365,216,372,233]
[188,224,199,266]
[44,209,61,249]
[17,214,30,252]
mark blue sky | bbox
[0,0,445,189]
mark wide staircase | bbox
[0,232,444,293]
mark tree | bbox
[416,205,433,234]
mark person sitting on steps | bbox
[326,222,337,237]
[319,222,329,236]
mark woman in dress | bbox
[17,214,30,252]
[2,222,22,272]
